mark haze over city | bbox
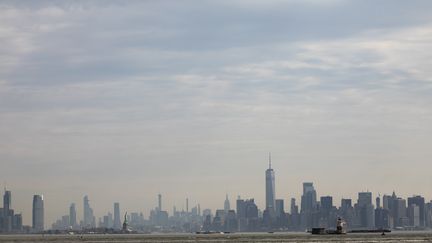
[0,0,431,227]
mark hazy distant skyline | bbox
[1,0,432,226]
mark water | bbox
[1,232,432,242]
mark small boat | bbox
[311,218,346,235]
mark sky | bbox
[1,0,432,227]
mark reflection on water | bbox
[0,232,432,242]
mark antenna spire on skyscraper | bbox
[269,152,272,169]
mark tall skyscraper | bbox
[83,195,95,228]
[265,153,275,212]
[113,202,121,230]
[356,192,375,229]
[3,190,11,214]
[300,182,317,229]
[158,194,162,211]
[69,203,77,228]
[408,195,425,227]
[301,182,317,212]
[224,194,230,213]
[32,195,44,232]
[394,197,407,227]
[2,190,13,232]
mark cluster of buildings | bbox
[0,190,43,233]
[49,159,432,233]
[52,196,122,231]
[2,157,432,234]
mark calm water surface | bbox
[1,232,432,242]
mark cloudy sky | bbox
[1,0,432,226]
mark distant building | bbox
[69,203,77,228]
[320,196,333,215]
[265,154,275,214]
[224,210,238,232]
[150,194,169,226]
[394,198,408,227]
[275,199,284,217]
[290,198,300,230]
[0,190,23,232]
[408,196,425,227]
[83,195,95,228]
[113,202,121,229]
[340,198,355,228]
[274,199,288,228]
[320,196,335,228]
[236,198,259,231]
[101,212,113,228]
[300,182,317,229]
[224,194,230,213]
[32,195,44,232]
[2,190,13,232]
[407,204,420,227]
[375,196,391,229]
[3,191,11,214]
[354,192,374,229]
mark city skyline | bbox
[1,163,431,228]
[1,0,432,228]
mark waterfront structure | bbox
[32,195,44,232]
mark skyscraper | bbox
[113,202,121,230]
[356,192,375,229]
[265,153,275,212]
[301,182,317,212]
[69,203,77,228]
[408,195,425,227]
[2,190,12,232]
[83,195,95,228]
[3,190,11,214]
[275,199,284,217]
[32,195,44,232]
[300,182,317,229]
[158,194,162,211]
[224,194,230,213]
[320,196,333,212]
[394,197,407,227]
